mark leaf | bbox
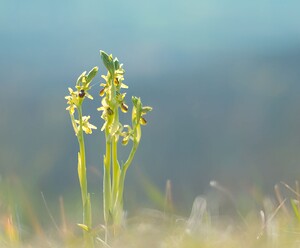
[114,58,120,70]
[76,71,87,85]
[135,124,141,144]
[86,66,98,83]
[110,119,120,136]
[100,50,115,76]
[132,96,142,123]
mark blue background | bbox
[1,1,300,219]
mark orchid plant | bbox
[65,66,98,246]
[65,50,152,243]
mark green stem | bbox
[115,143,138,220]
[77,107,88,215]
[77,106,93,246]
[69,112,78,134]
[112,136,120,210]
[103,129,112,226]
[111,101,121,210]
[123,143,138,172]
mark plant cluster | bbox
[65,50,152,244]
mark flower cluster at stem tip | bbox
[97,51,152,146]
[65,50,152,142]
[65,67,98,135]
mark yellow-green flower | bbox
[65,87,79,115]
[120,125,133,146]
[132,96,152,127]
[75,116,97,134]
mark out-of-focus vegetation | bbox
[1,180,300,247]
[2,0,300,246]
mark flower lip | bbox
[78,89,85,98]
[99,88,105,96]
[107,108,114,115]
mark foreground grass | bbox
[2,183,300,248]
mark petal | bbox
[97,106,105,111]
[121,83,128,89]
[85,92,94,100]
[101,75,108,81]
[101,121,107,131]
[88,123,97,130]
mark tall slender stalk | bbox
[65,67,98,246]
[98,51,152,236]
[103,129,112,226]
[77,106,93,245]
[77,106,87,207]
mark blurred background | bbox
[1,0,300,229]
